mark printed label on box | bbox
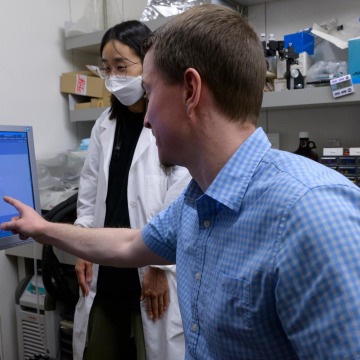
[76,74,87,95]
[323,148,344,156]
[349,148,360,156]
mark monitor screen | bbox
[0,125,41,250]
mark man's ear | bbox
[183,68,201,115]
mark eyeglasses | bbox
[97,61,141,80]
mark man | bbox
[2,4,360,359]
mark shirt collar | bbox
[185,127,271,211]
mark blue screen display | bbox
[0,131,35,239]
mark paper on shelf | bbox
[312,22,347,49]
[311,17,360,49]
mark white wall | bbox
[0,1,75,160]
[0,1,79,358]
[0,1,148,358]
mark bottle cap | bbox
[299,131,309,138]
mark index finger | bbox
[3,196,23,213]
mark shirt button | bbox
[195,272,201,280]
[191,323,198,332]
[203,220,211,228]
[129,201,137,208]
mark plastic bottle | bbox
[293,131,319,162]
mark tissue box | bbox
[284,31,314,55]
[349,37,360,84]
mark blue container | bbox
[284,31,315,55]
[349,38,360,84]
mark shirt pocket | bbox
[201,271,252,334]
[221,274,252,329]
[199,271,253,357]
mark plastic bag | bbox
[37,150,86,191]
[37,150,86,210]
[312,16,360,49]
[65,0,105,37]
[105,0,148,27]
[306,60,348,83]
[141,0,207,22]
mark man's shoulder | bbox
[263,149,356,190]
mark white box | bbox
[290,51,313,77]
[274,79,287,92]
[323,148,344,156]
[349,147,360,156]
[276,53,287,79]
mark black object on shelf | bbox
[293,131,319,162]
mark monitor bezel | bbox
[0,125,41,250]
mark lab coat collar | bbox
[98,112,152,175]
[99,111,116,186]
[131,127,152,166]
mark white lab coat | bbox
[72,109,190,360]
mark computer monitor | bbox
[0,125,41,250]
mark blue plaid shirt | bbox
[143,127,360,359]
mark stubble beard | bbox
[160,163,177,177]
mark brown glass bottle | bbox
[293,131,319,162]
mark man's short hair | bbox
[143,4,266,124]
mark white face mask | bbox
[105,75,144,106]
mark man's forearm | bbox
[0,196,169,268]
[38,222,149,267]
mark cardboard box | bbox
[90,98,103,108]
[274,78,287,92]
[61,71,110,98]
[74,102,91,110]
[348,37,360,84]
[91,95,111,108]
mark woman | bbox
[72,20,189,360]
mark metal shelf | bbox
[65,16,176,54]
[64,1,359,121]
[64,1,294,53]
[262,85,360,110]
[68,86,360,122]
[69,107,108,122]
